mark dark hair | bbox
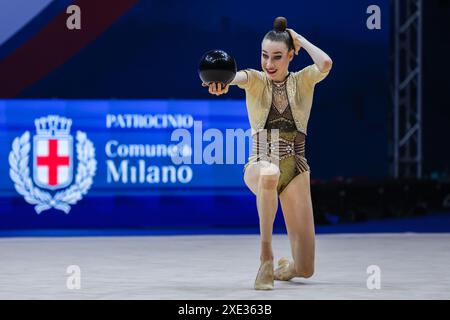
[263,17,295,52]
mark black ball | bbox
[198,49,237,85]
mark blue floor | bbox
[1,211,450,237]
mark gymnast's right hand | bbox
[202,82,230,96]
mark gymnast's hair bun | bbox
[273,17,288,32]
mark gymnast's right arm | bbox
[201,71,248,96]
[229,71,248,86]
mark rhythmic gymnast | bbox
[202,16,332,290]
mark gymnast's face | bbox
[261,39,294,82]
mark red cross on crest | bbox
[34,136,73,190]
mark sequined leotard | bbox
[244,75,310,195]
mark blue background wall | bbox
[0,0,391,179]
[0,0,414,230]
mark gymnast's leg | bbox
[276,171,315,280]
[244,160,280,290]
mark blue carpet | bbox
[1,211,449,237]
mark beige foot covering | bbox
[254,260,274,290]
[274,257,296,281]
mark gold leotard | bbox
[244,76,310,195]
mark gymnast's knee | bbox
[259,172,279,190]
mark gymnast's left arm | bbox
[287,28,333,74]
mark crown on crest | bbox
[35,115,72,136]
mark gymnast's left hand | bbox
[286,28,302,55]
